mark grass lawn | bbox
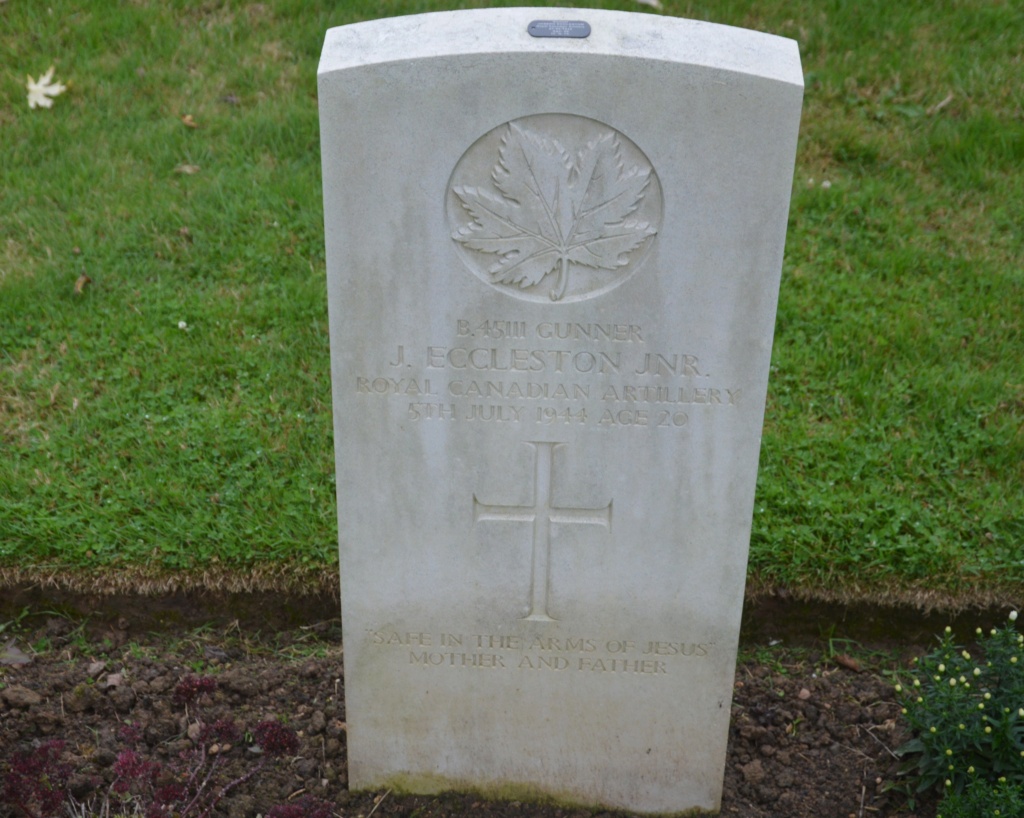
[1,0,1021,608]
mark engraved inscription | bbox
[355,320,745,431]
[474,441,611,622]
[448,115,662,303]
[365,626,714,677]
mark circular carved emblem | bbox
[447,114,662,303]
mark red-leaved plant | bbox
[2,675,333,818]
[2,740,71,818]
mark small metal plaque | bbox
[528,20,591,39]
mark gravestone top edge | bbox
[318,8,802,89]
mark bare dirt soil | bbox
[2,593,950,818]
[0,608,942,818]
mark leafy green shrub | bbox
[937,779,1024,818]
[894,611,1024,802]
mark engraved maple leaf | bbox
[452,123,656,300]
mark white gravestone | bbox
[319,9,802,814]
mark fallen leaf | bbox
[798,687,812,700]
[26,65,66,109]
[175,164,201,175]
[181,114,199,128]
[927,92,954,116]
[835,654,864,673]
[1,639,32,666]
[74,273,92,294]
[204,645,230,662]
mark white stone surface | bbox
[319,8,802,814]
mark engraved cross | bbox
[473,441,612,622]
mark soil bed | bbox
[1,612,940,818]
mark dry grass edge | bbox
[1,566,1020,616]
[743,577,1023,616]
[0,564,339,598]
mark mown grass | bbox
[1,0,1021,606]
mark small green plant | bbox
[125,642,148,661]
[30,636,53,655]
[64,623,93,656]
[894,611,1024,808]
[0,607,31,635]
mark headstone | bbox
[319,9,802,814]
